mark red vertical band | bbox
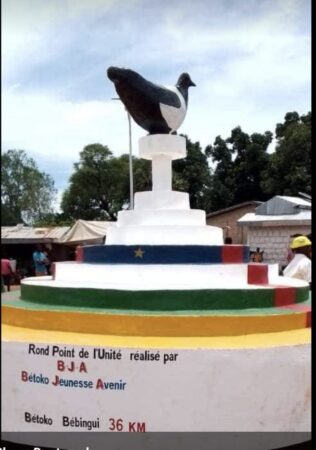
[76,246,83,262]
[274,287,296,307]
[247,264,269,284]
[222,245,244,263]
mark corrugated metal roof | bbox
[280,196,311,207]
[1,225,70,243]
[255,195,311,215]
[238,210,311,225]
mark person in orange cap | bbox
[283,235,311,286]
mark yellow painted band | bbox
[2,305,307,337]
[2,324,310,349]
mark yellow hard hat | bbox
[290,235,311,249]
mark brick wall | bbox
[206,204,258,244]
[247,225,311,268]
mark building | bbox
[238,196,311,268]
[206,201,262,244]
[1,220,112,279]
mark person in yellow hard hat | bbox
[283,235,311,287]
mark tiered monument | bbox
[2,67,311,450]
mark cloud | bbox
[2,89,144,186]
[2,0,311,208]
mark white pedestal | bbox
[139,134,186,192]
[105,133,224,245]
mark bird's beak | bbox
[189,80,196,87]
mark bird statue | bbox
[107,66,196,134]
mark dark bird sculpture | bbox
[107,66,196,134]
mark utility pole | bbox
[111,98,134,209]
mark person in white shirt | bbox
[283,235,311,287]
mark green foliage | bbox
[3,111,310,225]
[33,212,74,227]
[205,128,272,211]
[204,136,234,211]
[1,149,57,225]
[173,136,212,209]
[229,127,272,204]
[261,112,311,196]
[61,144,151,221]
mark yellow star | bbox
[134,247,145,258]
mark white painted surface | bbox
[238,211,311,223]
[24,263,308,291]
[106,225,224,245]
[138,134,186,160]
[117,209,206,226]
[139,135,185,192]
[1,341,311,432]
[134,190,190,210]
[159,86,186,132]
[152,154,172,190]
[108,134,223,246]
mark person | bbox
[283,235,311,286]
[1,258,14,292]
[224,236,233,244]
[251,247,264,262]
[43,246,51,275]
[75,243,83,260]
[286,233,304,265]
[33,245,48,276]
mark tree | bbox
[261,112,311,196]
[61,144,151,221]
[1,149,57,225]
[33,212,74,227]
[228,127,272,204]
[204,136,234,211]
[204,127,273,212]
[61,138,214,220]
[173,136,212,209]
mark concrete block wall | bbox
[247,225,311,268]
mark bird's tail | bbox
[107,66,143,85]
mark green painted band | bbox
[20,283,309,311]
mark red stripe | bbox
[306,311,311,328]
[247,264,269,285]
[277,302,311,327]
[280,303,311,312]
[274,287,296,307]
[222,245,244,263]
[76,247,83,262]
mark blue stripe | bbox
[82,245,250,264]
[243,246,250,262]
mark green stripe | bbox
[296,286,310,303]
[20,283,309,311]
[2,296,311,317]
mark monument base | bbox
[2,322,311,435]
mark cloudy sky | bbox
[2,0,311,209]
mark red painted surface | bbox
[277,302,311,327]
[76,246,83,262]
[247,264,268,285]
[222,245,244,263]
[280,303,311,312]
[274,287,296,307]
[306,310,311,328]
